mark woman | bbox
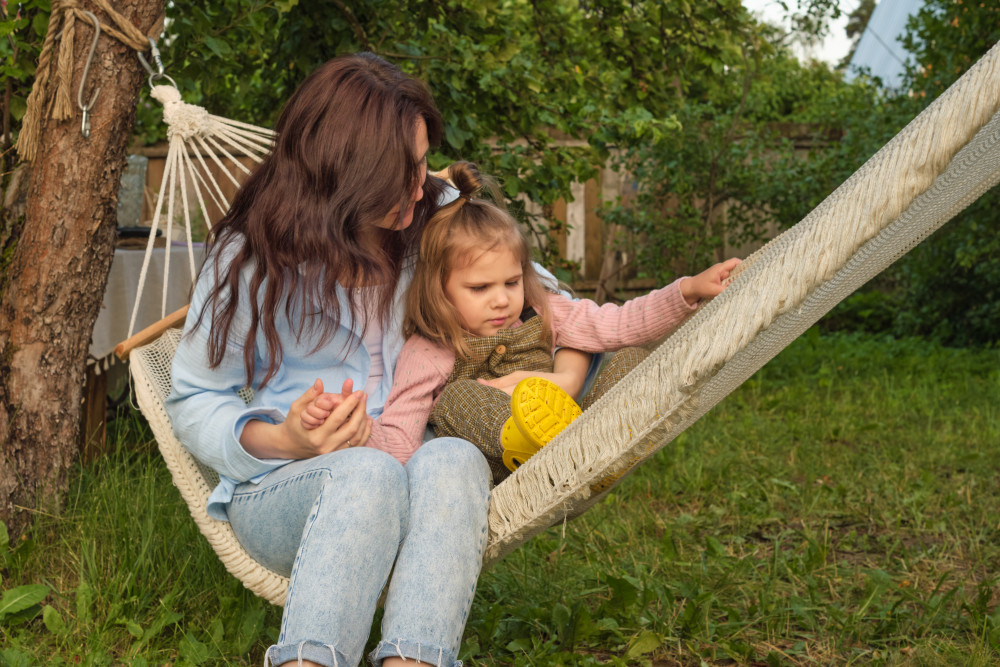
[166,54,492,667]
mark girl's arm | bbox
[478,348,591,399]
[546,279,695,352]
[549,258,740,351]
[366,336,456,464]
[551,348,591,398]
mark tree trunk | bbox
[0,0,165,536]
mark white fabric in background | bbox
[89,243,206,363]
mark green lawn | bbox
[2,331,998,666]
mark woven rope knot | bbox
[151,85,214,140]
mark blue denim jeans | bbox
[227,438,491,667]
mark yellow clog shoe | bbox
[500,377,582,472]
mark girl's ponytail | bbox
[447,161,503,208]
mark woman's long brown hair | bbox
[404,162,553,359]
[197,53,444,388]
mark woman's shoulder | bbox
[200,232,262,281]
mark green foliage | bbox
[609,0,1000,344]
[601,99,777,279]
[773,0,1000,346]
[602,37,881,279]
[817,287,896,334]
[132,0,761,268]
[892,202,1000,346]
[0,0,48,165]
[0,412,280,665]
[8,0,997,341]
[885,0,1000,346]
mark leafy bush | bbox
[0,0,48,169]
[605,0,1000,346]
[885,0,1000,347]
[892,199,1000,346]
[818,288,897,335]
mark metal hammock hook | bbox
[137,37,176,89]
[77,10,102,138]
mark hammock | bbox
[114,42,1000,607]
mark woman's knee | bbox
[321,446,408,501]
[408,437,491,484]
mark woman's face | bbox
[373,117,429,231]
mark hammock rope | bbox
[485,46,1000,560]
[127,84,276,337]
[116,42,1000,605]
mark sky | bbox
[742,0,862,66]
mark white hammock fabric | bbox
[126,43,1000,606]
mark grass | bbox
[1,330,998,666]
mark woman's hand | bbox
[240,378,373,460]
[680,257,741,306]
[301,379,356,429]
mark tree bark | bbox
[0,0,165,536]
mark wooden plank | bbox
[551,199,567,260]
[115,305,189,361]
[79,365,108,463]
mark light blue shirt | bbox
[166,237,413,519]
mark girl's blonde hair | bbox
[404,161,553,359]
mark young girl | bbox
[303,162,740,483]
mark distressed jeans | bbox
[227,438,492,667]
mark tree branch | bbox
[330,0,372,51]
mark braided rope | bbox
[16,0,157,162]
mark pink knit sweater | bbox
[368,278,697,463]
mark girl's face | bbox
[373,117,429,231]
[443,246,525,337]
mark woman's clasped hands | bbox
[241,378,372,461]
[292,378,373,453]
